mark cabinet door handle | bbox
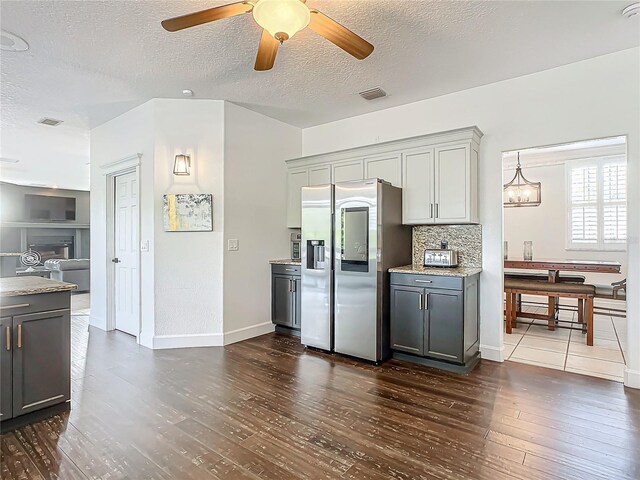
[430,204,433,218]
[424,293,429,310]
[0,303,30,310]
[291,280,296,293]
[288,279,292,292]
[435,204,439,218]
[285,268,296,271]
[419,293,423,310]
[415,279,432,284]
[5,326,10,351]
[17,324,22,349]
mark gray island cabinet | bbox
[270,262,301,334]
[389,267,480,373]
[0,277,76,431]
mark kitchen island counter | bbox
[0,276,77,297]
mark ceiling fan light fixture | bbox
[252,0,310,42]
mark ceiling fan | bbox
[161,0,374,71]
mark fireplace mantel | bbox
[1,222,90,229]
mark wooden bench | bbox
[505,272,586,283]
[505,279,596,345]
[595,278,626,300]
[505,272,586,315]
[594,278,626,318]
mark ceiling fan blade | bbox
[161,2,252,32]
[255,30,279,71]
[308,10,374,60]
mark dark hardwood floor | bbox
[2,315,640,480]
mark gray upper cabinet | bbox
[390,286,424,355]
[285,127,481,228]
[390,273,479,367]
[0,317,12,421]
[12,309,71,417]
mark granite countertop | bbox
[269,259,301,266]
[0,253,22,257]
[0,276,77,297]
[389,265,482,277]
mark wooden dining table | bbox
[504,258,622,329]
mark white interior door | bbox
[114,172,139,336]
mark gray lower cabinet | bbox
[390,286,424,355]
[271,265,301,331]
[1,317,12,421]
[390,273,479,368]
[0,292,71,424]
[12,309,71,417]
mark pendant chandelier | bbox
[503,152,541,207]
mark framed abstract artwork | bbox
[163,193,213,232]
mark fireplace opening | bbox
[27,236,75,264]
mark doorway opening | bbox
[106,168,141,339]
[502,136,628,382]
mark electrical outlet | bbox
[227,239,239,251]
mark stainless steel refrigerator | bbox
[301,179,411,362]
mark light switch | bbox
[227,239,239,251]
[140,240,149,252]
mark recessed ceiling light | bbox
[0,30,29,52]
[623,3,640,18]
[37,117,63,127]
[182,89,194,97]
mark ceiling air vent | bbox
[37,117,63,127]
[358,87,387,101]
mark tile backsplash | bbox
[413,225,482,268]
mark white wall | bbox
[301,48,640,387]
[152,99,226,344]
[91,99,301,349]
[504,163,627,286]
[222,103,302,342]
[90,101,155,346]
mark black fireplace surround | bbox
[27,234,75,264]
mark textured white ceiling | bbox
[1,0,638,190]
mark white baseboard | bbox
[625,367,640,389]
[152,333,223,349]
[88,315,107,331]
[224,321,275,345]
[479,343,504,362]
[150,322,275,350]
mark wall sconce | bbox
[173,154,191,176]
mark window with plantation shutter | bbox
[567,159,626,251]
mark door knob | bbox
[112,258,120,263]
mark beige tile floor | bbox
[505,303,627,382]
[71,292,90,316]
